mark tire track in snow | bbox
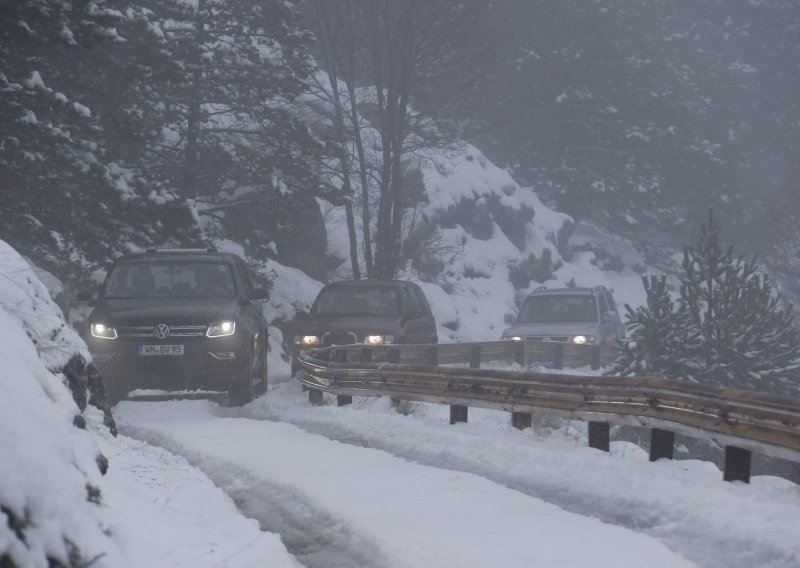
[240,384,800,568]
[119,423,391,568]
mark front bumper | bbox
[87,333,249,394]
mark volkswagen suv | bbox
[80,248,269,404]
[501,286,625,346]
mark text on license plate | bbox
[137,344,184,356]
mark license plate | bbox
[137,344,184,356]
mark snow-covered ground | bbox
[113,379,800,568]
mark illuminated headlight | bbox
[295,335,320,346]
[365,335,394,345]
[571,335,596,345]
[504,336,523,342]
[90,323,117,340]
[206,320,236,338]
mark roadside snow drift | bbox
[0,240,298,568]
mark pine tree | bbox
[610,274,686,378]
[611,209,800,397]
[130,0,325,262]
[0,0,201,281]
[678,209,800,395]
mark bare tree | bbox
[305,0,487,279]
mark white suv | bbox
[501,286,625,346]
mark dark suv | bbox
[291,280,437,375]
[80,248,269,404]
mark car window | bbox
[312,286,401,317]
[597,292,608,315]
[518,294,598,323]
[604,291,618,316]
[411,286,433,316]
[104,261,236,299]
[403,287,423,315]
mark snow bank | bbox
[0,242,118,567]
[1,239,300,567]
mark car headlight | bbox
[365,335,394,345]
[503,336,523,342]
[295,335,320,346]
[207,320,236,338]
[571,335,596,345]
[90,323,117,340]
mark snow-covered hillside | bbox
[0,240,298,568]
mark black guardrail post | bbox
[308,388,323,405]
[513,341,524,366]
[450,346,480,425]
[723,446,752,483]
[588,421,610,452]
[511,412,532,430]
[591,346,601,370]
[427,345,439,366]
[334,349,352,406]
[469,345,481,369]
[307,349,328,404]
[553,343,564,370]
[649,428,674,461]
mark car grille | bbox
[117,325,207,338]
[524,336,570,343]
[320,331,359,346]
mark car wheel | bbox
[227,346,257,406]
[257,334,268,395]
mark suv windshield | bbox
[311,286,401,317]
[104,261,236,299]
[518,294,598,323]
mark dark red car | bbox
[292,280,437,375]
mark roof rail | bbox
[143,248,216,254]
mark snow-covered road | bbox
[114,379,800,568]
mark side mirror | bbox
[602,311,615,323]
[76,290,94,303]
[250,288,270,301]
[504,312,516,325]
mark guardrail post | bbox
[426,346,439,366]
[512,341,524,366]
[649,428,674,461]
[590,346,600,370]
[553,343,563,370]
[449,346,479,425]
[308,388,323,405]
[511,412,531,430]
[469,345,482,369]
[450,405,468,425]
[333,349,352,406]
[723,446,751,483]
[588,421,610,452]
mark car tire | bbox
[227,345,257,406]
[257,334,268,396]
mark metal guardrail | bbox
[295,340,800,483]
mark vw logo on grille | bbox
[153,324,171,339]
